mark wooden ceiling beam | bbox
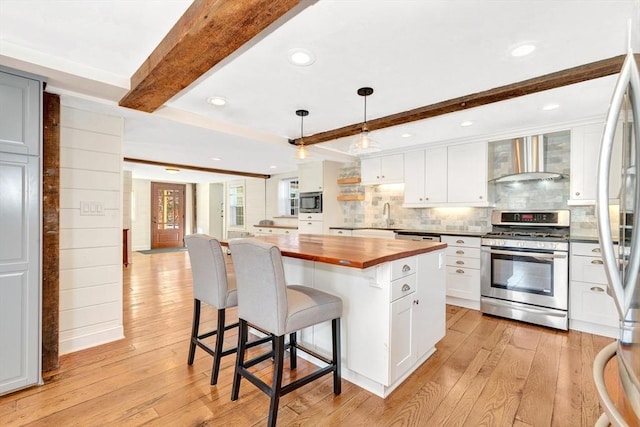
[124,157,270,179]
[119,0,302,112]
[291,54,630,146]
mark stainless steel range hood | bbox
[492,135,565,183]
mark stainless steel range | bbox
[481,210,570,330]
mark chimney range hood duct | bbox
[492,135,565,183]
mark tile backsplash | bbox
[338,161,604,236]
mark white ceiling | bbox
[1,0,639,183]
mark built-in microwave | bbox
[299,191,322,213]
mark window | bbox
[228,183,245,227]
[279,178,299,216]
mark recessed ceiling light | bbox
[510,44,536,57]
[460,120,474,127]
[401,133,412,138]
[207,96,226,106]
[288,48,316,66]
[270,165,277,169]
[165,168,180,174]
[211,157,221,161]
[542,103,559,111]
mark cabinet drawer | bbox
[445,246,481,258]
[441,235,481,248]
[277,228,297,236]
[569,280,618,328]
[571,242,605,257]
[391,274,417,302]
[445,256,481,269]
[298,220,323,234]
[300,213,323,221]
[329,229,352,236]
[570,255,608,284]
[446,266,480,301]
[390,257,417,280]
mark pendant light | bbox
[294,109,310,160]
[349,87,382,155]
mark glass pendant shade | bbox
[295,141,309,160]
[293,109,311,160]
[349,87,382,155]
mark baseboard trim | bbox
[59,326,125,355]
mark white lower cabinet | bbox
[298,213,323,234]
[441,235,481,310]
[569,242,619,338]
[253,226,298,236]
[328,229,352,236]
[282,249,445,397]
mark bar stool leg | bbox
[289,332,297,369]
[187,300,201,365]
[231,319,248,401]
[268,335,286,427]
[332,318,341,395]
[210,308,226,385]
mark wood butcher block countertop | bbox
[236,234,447,269]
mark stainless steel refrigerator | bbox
[595,49,640,426]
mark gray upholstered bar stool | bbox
[229,238,342,427]
[184,234,270,385]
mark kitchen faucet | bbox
[383,202,394,228]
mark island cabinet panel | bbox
[282,248,446,398]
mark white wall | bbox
[131,179,151,251]
[58,106,124,354]
[195,182,210,235]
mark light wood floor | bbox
[0,250,622,426]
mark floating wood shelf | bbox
[337,177,361,185]
[337,194,365,201]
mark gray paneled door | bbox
[0,153,40,394]
[0,68,42,395]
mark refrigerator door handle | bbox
[597,49,640,317]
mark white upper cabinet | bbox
[447,141,488,205]
[404,147,447,206]
[361,153,404,185]
[0,69,42,156]
[404,142,488,207]
[298,161,324,192]
[570,122,622,205]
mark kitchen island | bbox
[237,234,447,398]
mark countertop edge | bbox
[278,242,447,269]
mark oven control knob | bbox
[537,241,546,249]
[518,241,525,247]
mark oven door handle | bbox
[487,248,566,259]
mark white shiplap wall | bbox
[59,106,124,354]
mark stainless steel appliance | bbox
[299,191,322,213]
[593,50,640,426]
[480,210,570,330]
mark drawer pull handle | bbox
[402,265,411,272]
[590,286,605,293]
[456,239,465,244]
[402,284,411,292]
[338,231,343,234]
[591,259,604,265]
[456,269,465,274]
[456,260,465,265]
[456,250,464,255]
[592,247,601,253]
